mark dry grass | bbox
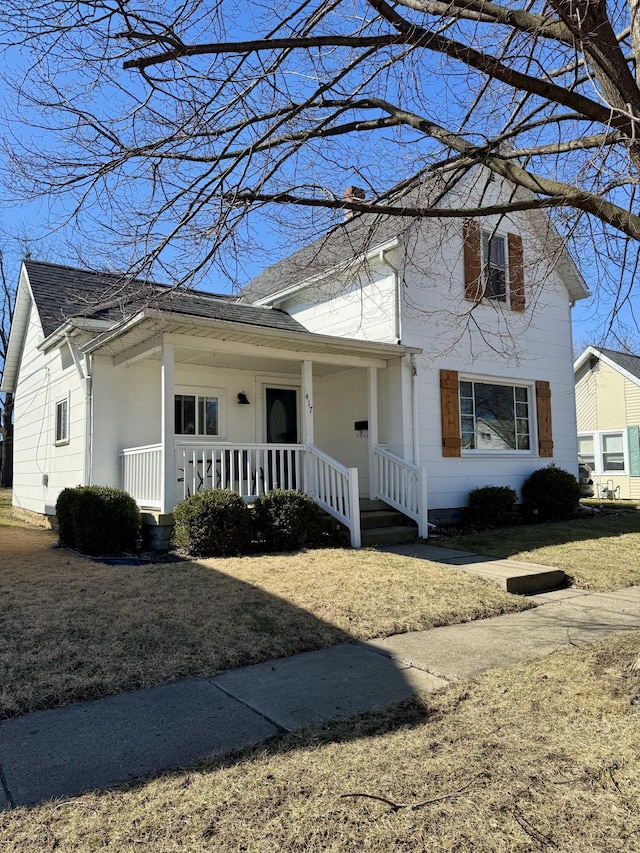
[2,631,639,851]
[437,512,640,591]
[0,489,23,528]
[0,519,529,719]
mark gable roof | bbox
[240,170,453,305]
[23,260,308,340]
[574,345,640,388]
[240,167,590,306]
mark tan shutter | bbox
[508,232,525,312]
[463,220,482,303]
[440,369,461,457]
[536,380,553,457]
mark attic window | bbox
[482,232,507,302]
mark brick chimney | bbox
[343,186,365,220]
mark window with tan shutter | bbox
[463,222,525,310]
[535,381,553,457]
[440,370,461,457]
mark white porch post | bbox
[301,359,314,494]
[368,367,379,499]
[160,339,175,514]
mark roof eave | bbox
[574,345,640,388]
[82,307,422,358]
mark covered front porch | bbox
[85,312,427,547]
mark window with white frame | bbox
[174,394,219,436]
[482,231,507,302]
[55,397,69,444]
[460,379,531,451]
[578,431,627,474]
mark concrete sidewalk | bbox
[1,585,639,810]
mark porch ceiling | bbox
[84,311,420,373]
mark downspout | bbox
[65,332,93,486]
[410,353,420,466]
[379,249,401,343]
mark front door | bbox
[266,388,298,443]
[265,388,298,489]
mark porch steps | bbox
[359,499,418,547]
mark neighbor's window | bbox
[482,231,507,302]
[174,394,219,436]
[577,434,595,470]
[578,431,627,474]
[55,398,69,444]
[460,380,530,451]
[601,432,625,473]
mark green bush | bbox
[252,489,328,552]
[56,486,141,555]
[466,485,518,529]
[173,489,251,557]
[521,465,581,522]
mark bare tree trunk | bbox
[0,391,13,488]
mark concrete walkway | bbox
[1,584,639,810]
[383,542,566,594]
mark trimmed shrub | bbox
[466,485,518,529]
[521,464,581,522]
[56,486,141,555]
[173,489,251,557]
[252,489,327,552]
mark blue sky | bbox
[0,11,633,354]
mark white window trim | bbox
[578,429,628,476]
[459,375,536,456]
[174,386,227,440]
[481,228,510,304]
[54,394,70,446]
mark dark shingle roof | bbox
[240,170,455,304]
[24,260,308,338]
[598,347,640,381]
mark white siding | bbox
[12,302,86,515]
[281,257,398,343]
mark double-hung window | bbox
[579,431,627,474]
[482,231,507,302]
[175,394,219,436]
[460,380,531,451]
[55,397,69,445]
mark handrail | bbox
[306,444,360,547]
[373,445,429,538]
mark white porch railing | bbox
[121,443,162,509]
[306,444,360,547]
[120,441,362,547]
[175,442,303,501]
[373,445,429,538]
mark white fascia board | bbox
[574,346,640,389]
[251,237,400,307]
[0,264,38,393]
[83,308,422,359]
[39,317,115,354]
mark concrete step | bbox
[382,543,566,595]
[360,510,408,530]
[359,498,391,513]
[361,525,418,547]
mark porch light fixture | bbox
[237,391,250,405]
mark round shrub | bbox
[521,465,581,522]
[252,489,327,552]
[56,486,141,555]
[173,489,251,557]
[466,485,518,529]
